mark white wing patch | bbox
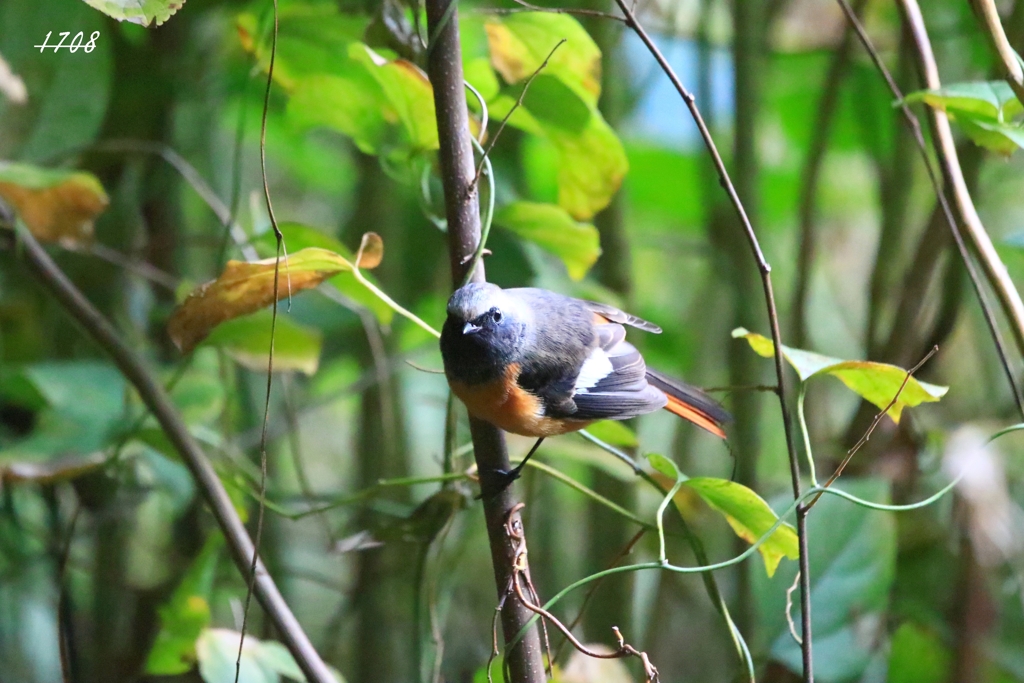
[575,348,614,394]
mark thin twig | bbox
[610,2,812,678]
[14,222,334,683]
[836,0,1024,418]
[471,38,567,187]
[490,0,625,22]
[785,570,803,646]
[405,359,447,374]
[506,509,659,682]
[88,139,258,262]
[703,384,778,394]
[56,505,80,683]
[281,375,335,545]
[79,242,181,290]
[807,345,938,509]
[237,0,289,679]
[552,529,646,663]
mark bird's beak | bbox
[463,322,482,335]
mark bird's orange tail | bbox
[646,369,730,439]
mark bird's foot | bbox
[475,467,523,500]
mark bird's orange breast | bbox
[449,363,591,437]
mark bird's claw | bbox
[475,467,522,500]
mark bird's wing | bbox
[542,323,667,421]
[583,301,662,334]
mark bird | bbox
[440,282,729,492]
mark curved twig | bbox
[610,2,813,678]
[506,509,659,682]
[970,0,1024,103]
[897,0,1024,404]
[834,0,1024,418]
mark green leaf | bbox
[491,95,627,220]
[888,623,951,683]
[512,74,591,133]
[0,361,126,465]
[646,453,681,481]
[732,328,947,422]
[484,13,602,105]
[254,641,307,682]
[80,0,184,26]
[954,114,1024,156]
[238,8,392,154]
[145,535,222,675]
[904,81,1022,121]
[548,112,627,220]
[253,222,394,325]
[195,628,271,683]
[195,628,343,683]
[683,477,799,577]
[756,479,896,681]
[584,420,638,448]
[495,202,600,280]
[464,57,501,102]
[235,8,370,89]
[0,162,108,246]
[203,309,324,376]
[348,44,438,151]
[16,1,112,162]
[904,82,1024,155]
[481,13,626,219]
[289,74,388,155]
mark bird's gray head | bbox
[441,283,529,383]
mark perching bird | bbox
[440,283,729,489]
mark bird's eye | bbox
[491,308,502,323]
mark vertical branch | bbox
[726,0,767,639]
[609,2,813,680]
[791,0,863,348]
[833,0,1024,420]
[424,2,546,682]
[969,0,1024,102]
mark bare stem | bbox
[969,0,1024,102]
[424,0,546,680]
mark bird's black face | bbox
[441,294,524,385]
[461,306,504,337]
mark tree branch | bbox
[610,2,813,679]
[899,0,1024,361]
[833,0,1024,418]
[424,0,546,681]
[969,0,1024,103]
[791,0,864,348]
[15,224,336,683]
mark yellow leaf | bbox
[0,162,108,247]
[168,248,352,353]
